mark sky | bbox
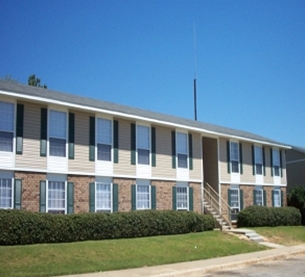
[1,0,304,147]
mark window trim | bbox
[48,109,68,158]
[0,101,15,153]
[273,187,281,207]
[136,180,151,210]
[0,172,14,209]
[95,181,113,213]
[136,124,151,165]
[96,117,113,162]
[176,131,188,169]
[46,176,67,214]
[230,141,240,173]
[176,183,189,211]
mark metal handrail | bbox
[203,181,233,228]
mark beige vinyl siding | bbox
[15,102,47,169]
[189,132,202,180]
[68,111,95,173]
[219,138,230,182]
[113,118,136,176]
[240,142,255,183]
[202,137,219,192]
[152,125,176,179]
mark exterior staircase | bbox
[203,182,233,230]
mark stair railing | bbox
[203,181,233,228]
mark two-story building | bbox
[0,80,290,226]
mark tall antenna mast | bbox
[193,23,198,121]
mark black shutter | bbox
[40,108,47,157]
[113,120,119,163]
[89,116,95,161]
[16,104,24,154]
[68,113,75,159]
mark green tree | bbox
[287,186,305,225]
[28,74,47,88]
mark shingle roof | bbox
[0,80,291,148]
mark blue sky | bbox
[1,0,304,147]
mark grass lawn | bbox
[0,230,267,277]
[252,226,305,246]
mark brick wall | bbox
[240,185,254,208]
[151,180,175,210]
[15,171,46,212]
[113,178,135,212]
[68,175,94,213]
[190,182,202,213]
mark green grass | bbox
[252,226,305,246]
[0,230,267,277]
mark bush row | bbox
[0,209,215,245]
[237,206,301,227]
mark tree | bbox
[1,75,19,83]
[28,74,47,89]
[287,186,305,225]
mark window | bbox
[177,132,188,168]
[0,178,12,208]
[96,182,112,212]
[97,118,112,161]
[272,149,280,176]
[229,188,240,221]
[230,142,239,173]
[49,110,67,157]
[137,125,150,165]
[48,181,65,213]
[254,187,263,206]
[273,188,281,207]
[0,101,14,152]
[176,183,188,210]
[254,146,263,175]
[136,180,150,209]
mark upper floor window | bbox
[49,110,67,157]
[254,146,263,175]
[0,101,14,152]
[230,142,239,173]
[137,125,150,165]
[177,132,188,168]
[97,118,112,161]
[272,149,280,177]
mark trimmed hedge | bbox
[237,206,301,227]
[0,209,215,245]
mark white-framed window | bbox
[0,101,14,152]
[229,186,240,221]
[273,187,281,207]
[177,132,188,168]
[136,180,150,209]
[97,118,112,161]
[230,142,239,173]
[254,186,263,206]
[96,180,112,212]
[0,177,13,209]
[137,125,150,165]
[254,146,263,175]
[47,180,66,214]
[49,110,67,157]
[272,149,280,177]
[176,182,188,210]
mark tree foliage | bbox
[28,74,47,88]
[288,186,305,225]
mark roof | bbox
[291,146,305,154]
[0,80,291,148]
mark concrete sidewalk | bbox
[55,243,305,277]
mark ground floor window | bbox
[228,186,243,221]
[96,182,112,212]
[176,182,188,210]
[136,183,150,210]
[254,186,264,206]
[0,178,12,208]
[273,187,281,207]
[48,181,66,214]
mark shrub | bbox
[287,186,305,225]
[0,209,215,245]
[237,206,301,227]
